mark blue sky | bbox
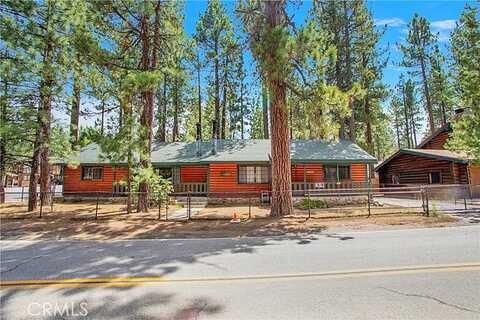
[184,0,471,89]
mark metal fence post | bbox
[39,192,43,218]
[50,192,54,212]
[307,189,311,219]
[367,188,371,218]
[165,196,169,221]
[95,192,99,220]
[187,192,191,220]
[425,187,430,217]
[158,194,162,220]
[21,186,24,202]
[421,188,425,213]
[248,197,251,220]
[464,196,467,210]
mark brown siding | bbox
[180,166,208,183]
[208,163,270,193]
[351,164,367,182]
[469,165,480,186]
[378,153,459,185]
[63,165,128,193]
[291,164,323,182]
[420,131,449,150]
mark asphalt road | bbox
[1,226,479,319]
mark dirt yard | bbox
[0,202,457,240]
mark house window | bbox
[338,165,351,180]
[324,165,337,180]
[429,171,441,184]
[324,165,351,181]
[238,165,270,184]
[81,167,103,181]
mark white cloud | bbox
[374,17,406,27]
[431,20,456,42]
[431,19,456,30]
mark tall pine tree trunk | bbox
[39,49,54,206]
[364,97,373,154]
[172,78,179,142]
[240,81,244,139]
[157,73,167,142]
[0,77,7,204]
[70,56,81,146]
[264,1,293,216]
[402,84,412,148]
[262,82,269,139]
[419,57,435,132]
[270,81,293,216]
[214,40,220,139]
[221,57,228,139]
[70,74,81,146]
[196,53,202,140]
[28,127,41,211]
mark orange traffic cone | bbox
[230,210,240,223]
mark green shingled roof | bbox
[62,139,377,165]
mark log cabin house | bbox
[60,139,376,196]
[375,122,479,187]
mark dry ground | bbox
[0,202,457,240]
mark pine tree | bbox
[195,0,232,140]
[1,0,71,209]
[400,14,436,133]
[429,45,453,127]
[447,4,480,161]
[240,0,294,216]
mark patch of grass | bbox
[295,198,329,210]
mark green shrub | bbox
[295,198,329,209]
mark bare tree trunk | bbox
[196,52,202,140]
[172,78,179,142]
[0,131,4,204]
[157,73,167,142]
[214,40,220,139]
[137,2,161,212]
[240,80,245,139]
[264,1,293,216]
[409,105,418,147]
[28,128,41,211]
[364,97,373,154]
[100,101,105,135]
[0,76,7,204]
[440,100,447,126]
[221,57,228,139]
[262,82,269,139]
[39,62,53,207]
[419,57,435,133]
[270,81,293,216]
[394,108,401,149]
[70,65,81,146]
[402,84,412,148]
[343,1,355,141]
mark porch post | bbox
[303,164,307,193]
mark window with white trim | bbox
[81,167,103,181]
[238,165,271,184]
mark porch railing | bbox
[174,183,208,193]
[292,181,369,191]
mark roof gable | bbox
[375,148,468,172]
[417,123,451,149]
